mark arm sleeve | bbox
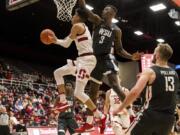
[55,36,73,48]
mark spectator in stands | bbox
[14,98,24,112]
[27,116,39,127]
[0,106,10,135]
[0,64,4,78]
[9,111,19,131]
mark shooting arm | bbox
[55,24,81,48]
[55,37,73,48]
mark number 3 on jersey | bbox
[99,36,105,44]
[165,76,175,91]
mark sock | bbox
[86,115,94,125]
[59,93,66,103]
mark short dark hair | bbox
[106,5,117,14]
[75,8,88,22]
[65,81,73,87]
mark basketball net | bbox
[53,0,77,22]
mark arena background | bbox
[0,0,180,135]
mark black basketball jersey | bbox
[92,22,115,56]
[58,96,75,118]
[147,66,179,114]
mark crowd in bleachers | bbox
[0,84,57,131]
[0,59,59,134]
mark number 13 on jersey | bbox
[165,76,175,92]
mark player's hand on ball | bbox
[48,34,57,44]
[40,29,57,45]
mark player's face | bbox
[65,83,73,92]
[102,6,115,19]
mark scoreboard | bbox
[6,0,39,11]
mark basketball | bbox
[40,29,55,45]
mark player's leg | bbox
[66,118,79,135]
[58,118,67,135]
[73,56,97,111]
[107,72,126,101]
[74,78,96,110]
[54,59,76,103]
[87,58,104,111]
[75,57,105,133]
[85,61,104,126]
[75,78,104,133]
[75,80,101,133]
[105,59,126,101]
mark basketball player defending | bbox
[104,87,134,135]
[48,8,105,123]
[76,0,141,132]
[113,43,180,135]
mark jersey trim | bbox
[77,37,88,42]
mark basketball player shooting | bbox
[41,7,105,126]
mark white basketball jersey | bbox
[109,88,128,115]
[74,23,93,56]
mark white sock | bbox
[59,94,66,103]
[86,115,93,125]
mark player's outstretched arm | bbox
[78,0,102,25]
[113,69,152,114]
[49,24,82,48]
[114,25,142,60]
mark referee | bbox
[0,106,10,135]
